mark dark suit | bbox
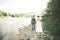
[0,32,3,40]
[31,17,36,31]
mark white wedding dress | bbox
[36,18,43,32]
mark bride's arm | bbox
[39,18,43,22]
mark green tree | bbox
[42,0,60,40]
[11,15,15,17]
[2,13,7,16]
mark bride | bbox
[36,16,43,32]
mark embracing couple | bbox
[31,15,43,32]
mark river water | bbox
[0,17,31,34]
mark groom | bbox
[31,15,36,31]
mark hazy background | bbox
[0,0,49,34]
[0,0,49,14]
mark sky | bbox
[0,0,49,14]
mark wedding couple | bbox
[31,15,43,32]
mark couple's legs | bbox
[32,24,35,31]
[0,37,3,40]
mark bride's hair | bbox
[37,16,40,17]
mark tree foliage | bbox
[42,0,60,36]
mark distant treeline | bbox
[0,11,31,17]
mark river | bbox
[0,17,31,34]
